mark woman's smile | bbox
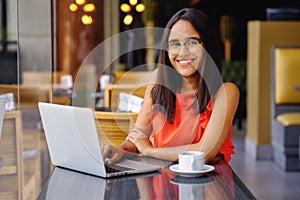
[176,58,197,66]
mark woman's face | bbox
[167,20,205,78]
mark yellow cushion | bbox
[275,48,300,104]
[276,113,300,126]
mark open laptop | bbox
[0,102,5,139]
[38,102,161,178]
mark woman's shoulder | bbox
[214,82,239,101]
[222,82,239,93]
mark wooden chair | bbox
[94,111,138,146]
[114,71,153,84]
[22,71,69,86]
[271,46,300,171]
[104,71,153,108]
[104,84,147,109]
[0,111,23,200]
[0,84,44,198]
[22,71,70,105]
[0,84,50,106]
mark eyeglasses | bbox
[167,37,203,54]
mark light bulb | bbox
[69,3,78,12]
[123,15,133,25]
[120,3,131,12]
[81,15,93,25]
[75,0,86,5]
[135,4,145,12]
[83,3,96,12]
[129,0,137,6]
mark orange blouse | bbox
[150,92,235,162]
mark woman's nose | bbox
[177,45,189,56]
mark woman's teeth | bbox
[178,59,193,64]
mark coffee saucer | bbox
[169,164,215,177]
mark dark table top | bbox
[37,158,256,200]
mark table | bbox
[37,158,256,200]
[52,88,104,107]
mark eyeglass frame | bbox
[166,37,204,54]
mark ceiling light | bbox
[135,4,145,12]
[123,15,133,25]
[129,0,137,6]
[69,3,78,12]
[120,3,131,13]
[81,15,93,25]
[83,3,96,12]
[75,0,86,5]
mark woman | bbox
[102,8,239,164]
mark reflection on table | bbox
[37,158,256,200]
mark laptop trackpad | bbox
[116,159,161,171]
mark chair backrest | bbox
[0,111,23,199]
[114,71,153,84]
[271,46,300,116]
[104,84,147,108]
[22,71,69,86]
[103,71,153,108]
[0,84,50,106]
[94,111,138,146]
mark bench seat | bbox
[271,46,300,171]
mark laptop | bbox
[0,102,5,139]
[38,102,161,178]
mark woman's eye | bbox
[170,42,180,47]
[186,40,197,46]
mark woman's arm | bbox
[103,76,157,164]
[196,82,239,162]
[127,82,239,163]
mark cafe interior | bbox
[0,0,300,199]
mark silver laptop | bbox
[0,102,5,139]
[38,102,160,178]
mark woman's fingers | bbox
[101,144,111,159]
[100,144,125,164]
[108,149,124,164]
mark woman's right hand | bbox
[101,141,139,164]
[101,144,125,164]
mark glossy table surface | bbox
[38,157,256,200]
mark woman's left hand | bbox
[126,128,153,155]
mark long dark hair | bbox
[151,8,223,123]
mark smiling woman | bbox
[102,8,239,166]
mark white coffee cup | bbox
[100,74,112,91]
[60,74,73,89]
[178,151,204,171]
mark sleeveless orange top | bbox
[150,92,235,162]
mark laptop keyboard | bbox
[105,163,133,173]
